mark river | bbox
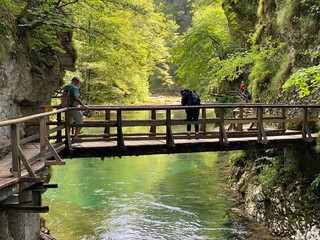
[42,109,279,239]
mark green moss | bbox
[229,151,246,167]
[276,0,298,28]
[269,53,290,98]
[257,0,265,18]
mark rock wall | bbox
[0,30,76,140]
[230,147,320,239]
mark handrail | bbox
[2,103,319,127]
[1,103,319,181]
[0,108,68,127]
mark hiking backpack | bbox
[59,85,75,108]
[188,89,201,105]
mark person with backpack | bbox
[181,89,201,136]
[62,76,89,140]
[247,90,252,103]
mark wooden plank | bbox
[219,108,229,144]
[257,108,268,144]
[117,109,125,150]
[0,108,67,127]
[302,107,313,142]
[200,107,207,134]
[20,133,40,145]
[18,146,36,178]
[45,137,62,162]
[56,112,62,143]
[45,161,66,166]
[237,107,243,131]
[39,117,46,160]
[11,124,21,178]
[166,109,175,147]
[19,177,41,182]
[0,205,49,213]
[281,108,286,130]
[150,109,157,136]
[104,110,111,137]
[65,111,71,149]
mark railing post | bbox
[39,116,46,161]
[104,110,110,138]
[200,107,207,135]
[237,107,243,131]
[117,109,125,149]
[11,124,21,178]
[65,110,71,149]
[219,108,228,144]
[150,109,156,136]
[166,109,174,147]
[257,107,267,143]
[281,107,286,130]
[219,108,224,142]
[56,112,62,143]
[302,107,307,139]
[302,107,312,141]
[258,107,262,142]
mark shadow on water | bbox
[42,111,281,240]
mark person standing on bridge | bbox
[181,89,201,136]
[65,76,89,140]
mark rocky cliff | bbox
[0,19,76,140]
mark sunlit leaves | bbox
[71,0,177,104]
[170,0,233,94]
[282,65,320,99]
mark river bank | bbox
[229,148,320,239]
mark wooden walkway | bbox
[68,128,317,158]
[0,103,319,207]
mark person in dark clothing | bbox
[181,89,200,136]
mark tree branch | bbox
[58,0,79,9]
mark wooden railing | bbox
[1,103,319,179]
[0,107,68,179]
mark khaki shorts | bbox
[69,108,83,124]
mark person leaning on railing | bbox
[65,76,89,140]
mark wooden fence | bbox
[0,103,319,179]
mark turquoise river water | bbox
[42,110,279,239]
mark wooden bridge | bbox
[0,103,319,212]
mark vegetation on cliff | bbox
[229,148,320,238]
[170,0,320,103]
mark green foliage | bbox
[70,0,178,104]
[311,174,320,190]
[0,0,18,61]
[204,36,287,99]
[229,151,246,167]
[255,151,294,187]
[282,65,320,100]
[170,0,235,95]
[154,0,194,34]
